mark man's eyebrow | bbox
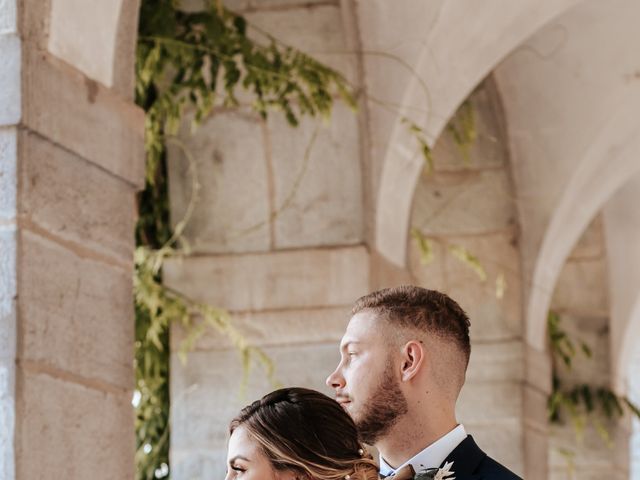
[229,455,250,464]
[340,340,361,351]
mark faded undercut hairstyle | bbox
[230,387,378,480]
[352,285,472,369]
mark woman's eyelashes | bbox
[229,464,246,475]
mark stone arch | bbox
[603,173,640,394]
[523,98,640,351]
[493,0,640,352]
[45,0,140,95]
[369,0,583,266]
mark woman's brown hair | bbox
[229,387,378,480]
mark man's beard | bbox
[353,361,408,445]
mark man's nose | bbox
[326,367,345,390]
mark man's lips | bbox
[336,397,351,406]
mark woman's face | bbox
[225,426,298,480]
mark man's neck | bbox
[376,415,458,469]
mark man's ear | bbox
[400,340,425,382]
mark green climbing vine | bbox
[547,311,640,455]
[134,1,358,479]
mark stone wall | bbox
[165,1,368,477]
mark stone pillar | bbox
[0,1,144,478]
[524,345,552,480]
[0,2,21,478]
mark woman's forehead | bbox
[227,426,258,459]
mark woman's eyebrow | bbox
[229,455,250,464]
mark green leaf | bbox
[411,228,434,265]
[448,244,487,281]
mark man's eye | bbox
[347,352,357,357]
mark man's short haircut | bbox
[352,285,471,367]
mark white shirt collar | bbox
[378,424,467,477]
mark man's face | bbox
[326,310,408,444]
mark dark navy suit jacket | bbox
[440,436,522,480]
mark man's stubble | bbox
[353,360,409,445]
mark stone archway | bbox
[0,0,144,478]
[493,0,640,359]
[604,176,640,477]
[363,0,583,267]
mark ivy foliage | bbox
[133,1,360,479]
[547,311,640,449]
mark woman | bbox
[225,387,379,480]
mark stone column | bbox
[0,2,21,477]
[0,1,144,478]
[524,346,552,480]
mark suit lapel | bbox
[439,435,486,479]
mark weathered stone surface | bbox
[170,343,340,453]
[431,79,508,172]
[0,127,17,219]
[632,418,640,480]
[0,229,16,479]
[412,168,517,236]
[245,4,356,83]
[168,110,271,254]
[458,382,522,423]
[249,0,338,8]
[568,214,605,260]
[171,306,350,351]
[0,229,16,359]
[523,384,549,433]
[371,249,416,290]
[0,34,20,126]
[19,131,136,262]
[524,427,549,480]
[466,340,523,384]
[172,450,227,480]
[18,230,133,390]
[22,48,145,188]
[111,0,140,100]
[178,0,250,12]
[163,245,369,311]
[549,419,629,474]
[15,371,133,480]
[269,102,363,249]
[0,356,15,480]
[407,235,447,291]
[551,257,608,316]
[526,344,552,394]
[47,0,123,87]
[442,231,522,341]
[0,0,17,34]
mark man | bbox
[326,285,521,480]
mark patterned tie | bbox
[381,465,440,480]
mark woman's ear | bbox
[400,340,425,382]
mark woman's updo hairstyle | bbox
[230,387,378,480]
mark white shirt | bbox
[379,424,467,477]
